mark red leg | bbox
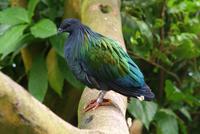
[84,98,112,112]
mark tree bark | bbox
[0,0,129,134]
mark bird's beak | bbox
[57,28,63,34]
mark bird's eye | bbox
[65,23,70,28]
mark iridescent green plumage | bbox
[59,18,154,101]
[83,35,140,83]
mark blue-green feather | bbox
[62,19,154,100]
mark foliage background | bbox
[0,0,199,134]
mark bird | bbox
[58,18,155,111]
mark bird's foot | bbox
[84,98,112,112]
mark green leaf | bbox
[165,80,200,106]
[155,109,178,134]
[0,7,30,25]
[159,109,177,118]
[0,24,10,36]
[122,14,153,47]
[183,93,200,106]
[154,18,164,28]
[11,33,34,60]
[174,40,200,59]
[57,55,85,90]
[179,107,192,121]
[0,0,9,9]
[165,80,185,102]
[135,19,153,46]
[128,98,158,129]
[122,13,138,39]
[154,49,173,66]
[46,49,64,96]
[28,55,48,101]
[0,25,27,59]
[178,119,187,134]
[49,33,67,57]
[176,33,198,41]
[28,0,39,19]
[30,19,57,38]
[121,14,152,57]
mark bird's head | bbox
[58,18,81,34]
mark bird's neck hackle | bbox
[68,24,97,40]
[64,23,98,61]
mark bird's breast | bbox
[64,37,85,75]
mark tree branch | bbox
[0,71,127,134]
[0,72,80,134]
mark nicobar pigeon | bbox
[58,18,155,111]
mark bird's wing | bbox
[81,35,145,88]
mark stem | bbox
[158,0,166,100]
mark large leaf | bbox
[121,13,138,41]
[0,25,27,59]
[165,80,185,102]
[49,33,67,57]
[135,19,153,46]
[30,19,57,38]
[128,98,158,129]
[46,49,64,96]
[121,13,152,57]
[0,24,10,36]
[174,40,200,59]
[10,33,34,61]
[155,109,178,134]
[28,0,40,19]
[57,55,85,90]
[122,13,153,46]
[0,7,30,25]
[165,80,200,106]
[28,55,48,101]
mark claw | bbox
[84,98,112,112]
